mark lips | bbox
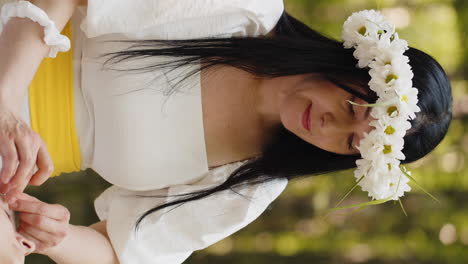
[302,103,312,131]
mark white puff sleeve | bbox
[80,0,284,39]
[94,161,288,264]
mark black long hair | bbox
[102,11,453,229]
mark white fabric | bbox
[79,0,285,191]
[80,37,210,191]
[70,8,94,170]
[81,1,288,262]
[81,0,284,39]
[0,0,70,57]
[95,161,288,264]
[8,0,289,263]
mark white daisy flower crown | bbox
[340,10,422,203]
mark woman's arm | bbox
[7,191,119,264]
[45,221,120,264]
[0,0,85,114]
[0,0,88,192]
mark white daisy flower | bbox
[342,10,388,48]
[379,136,405,161]
[369,97,402,119]
[368,58,413,96]
[341,9,419,203]
[369,116,411,138]
[353,42,378,68]
[395,87,421,120]
[359,159,411,200]
[368,64,394,94]
[386,32,409,52]
[358,165,394,199]
[355,130,384,161]
[354,158,373,180]
[386,171,412,199]
[369,52,410,80]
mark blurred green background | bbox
[26,0,467,263]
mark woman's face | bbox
[0,196,34,264]
[277,74,376,155]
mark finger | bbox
[9,199,70,221]
[19,214,68,239]
[13,166,36,193]
[0,139,19,184]
[0,182,16,195]
[5,190,40,205]
[29,141,54,186]
[12,191,40,202]
[19,221,56,246]
[9,137,39,192]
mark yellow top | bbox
[28,23,81,177]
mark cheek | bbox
[0,224,20,262]
[278,93,307,131]
[298,131,329,147]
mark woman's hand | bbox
[7,192,118,264]
[0,106,54,194]
[6,192,70,255]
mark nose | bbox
[321,111,350,131]
[320,112,346,139]
[320,111,374,141]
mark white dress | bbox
[8,0,289,263]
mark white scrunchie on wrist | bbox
[0,0,71,58]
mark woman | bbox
[0,0,452,263]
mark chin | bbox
[279,116,295,135]
[279,105,296,125]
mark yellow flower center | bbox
[386,74,398,84]
[383,145,392,154]
[387,106,398,116]
[401,95,408,102]
[384,126,396,135]
[387,163,392,171]
[389,183,395,187]
[358,26,367,35]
